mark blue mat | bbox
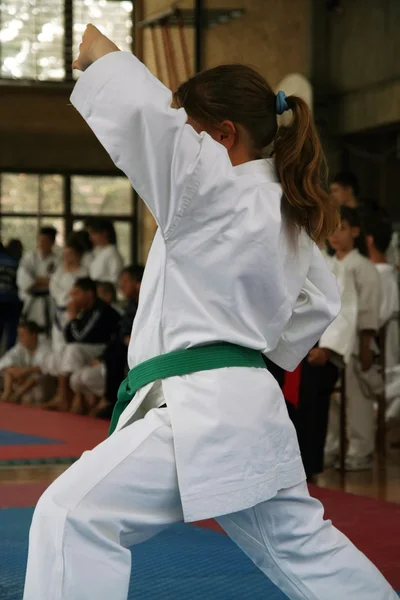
[0,507,288,599]
[1,507,399,600]
[0,429,62,446]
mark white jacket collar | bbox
[233,158,278,183]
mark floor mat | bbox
[0,507,289,600]
[0,429,61,446]
[0,403,108,465]
[2,480,399,589]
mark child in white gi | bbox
[0,321,51,405]
[23,26,398,600]
[364,214,399,368]
[49,239,88,356]
[17,226,60,330]
[325,207,381,471]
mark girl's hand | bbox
[72,24,120,72]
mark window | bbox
[0,0,65,80]
[1,216,43,252]
[0,0,133,80]
[73,0,133,81]
[1,173,63,213]
[71,175,132,215]
[0,172,136,264]
[71,175,134,265]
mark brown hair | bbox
[174,64,338,243]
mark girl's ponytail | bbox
[274,95,339,244]
[175,65,339,244]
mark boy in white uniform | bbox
[364,215,399,368]
[23,26,397,600]
[0,321,51,405]
[325,207,381,471]
[17,227,60,330]
[295,254,358,479]
[49,240,88,356]
[44,277,120,412]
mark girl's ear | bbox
[215,120,237,150]
[351,226,360,240]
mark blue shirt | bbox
[0,251,19,301]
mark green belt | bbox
[108,343,266,435]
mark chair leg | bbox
[339,368,346,489]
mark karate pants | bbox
[325,357,375,459]
[70,363,106,398]
[24,406,396,600]
[45,343,106,377]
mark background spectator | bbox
[0,321,51,405]
[44,277,120,412]
[68,230,93,272]
[85,218,124,284]
[17,226,60,332]
[70,265,144,418]
[330,172,360,208]
[49,239,88,358]
[0,241,23,350]
[97,281,119,311]
[6,239,24,262]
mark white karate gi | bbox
[88,245,124,284]
[375,263,399,369]
[0,338,50,371]
[17,249,60,328]
[0,338,53,406]
[386,231,399,269]
[325,250,381,461]
[70,362,106,398]
[49,265,88,350]
[386,365,400,431]
[24,53,396,600]
[319,256,358,364]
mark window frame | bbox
[0,169,138,264]
[0,0,134,83]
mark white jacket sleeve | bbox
[319,265,358,364]
[265,245,341,371]
[17,252,36,297]
[0,346,23,370]
[378,269,399,328]
[70,52,221,236]
[354,260,380,333]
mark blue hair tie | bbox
[276,90,289,115]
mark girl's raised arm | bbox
[71,27,221,235]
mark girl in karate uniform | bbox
[23,26,397,600]
[85,217,124,284]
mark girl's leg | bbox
[24,407,183,600]
[217,481,397,600]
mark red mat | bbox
[196,486,400,589]
[1,480,399,588]
[0,403,108,463]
